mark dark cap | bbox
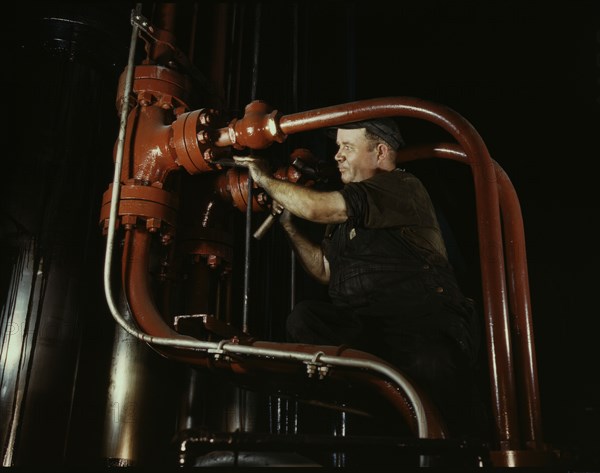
[330,118,405,150]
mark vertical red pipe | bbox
[397,143,544,450]
[494,164,543,449]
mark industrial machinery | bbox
[2,3,566,469]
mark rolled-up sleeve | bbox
[339,171,425,229]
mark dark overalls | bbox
[286,169,483,436]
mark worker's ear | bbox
[376,142,391,164]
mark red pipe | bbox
[493,164,543,450]
[397,143,543,450]
[145,3,179,65]
[120,105,179,183]
[122,229,182,339]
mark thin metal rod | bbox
[289,3,299,310]
[242,174,252,334]
[250,3,261,101]
[103,4,143,342]
[242,3,262,333]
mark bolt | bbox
[159,95,174,110]
[256,192,269,206]
[197,130,210,144]
[207,254,220,269]
[121,215,137,229]
[203,149,214,161]
[198,112,212,126]
[146,218,161,233]
[137,91,153,107]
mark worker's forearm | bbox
[260,176,347,224]
[280,220,330,284]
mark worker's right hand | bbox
[233,156,271,187]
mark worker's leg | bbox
[285,299,363,346]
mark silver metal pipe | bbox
[103,4,143,340]
[102,294,154,465]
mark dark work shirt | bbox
[322,169,477,358]
[341,168,448,264]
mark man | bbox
[235,118,482,437]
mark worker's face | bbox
[334,128,379,183]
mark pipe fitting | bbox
[172,109,231,174]
[304,351,331,379]
[228,101,286,150]
[100,181,178,240]
[116,64,191,113]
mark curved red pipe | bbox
[398,143,543,449]
[122,229,182,339]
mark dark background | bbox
[5,0,599,467]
